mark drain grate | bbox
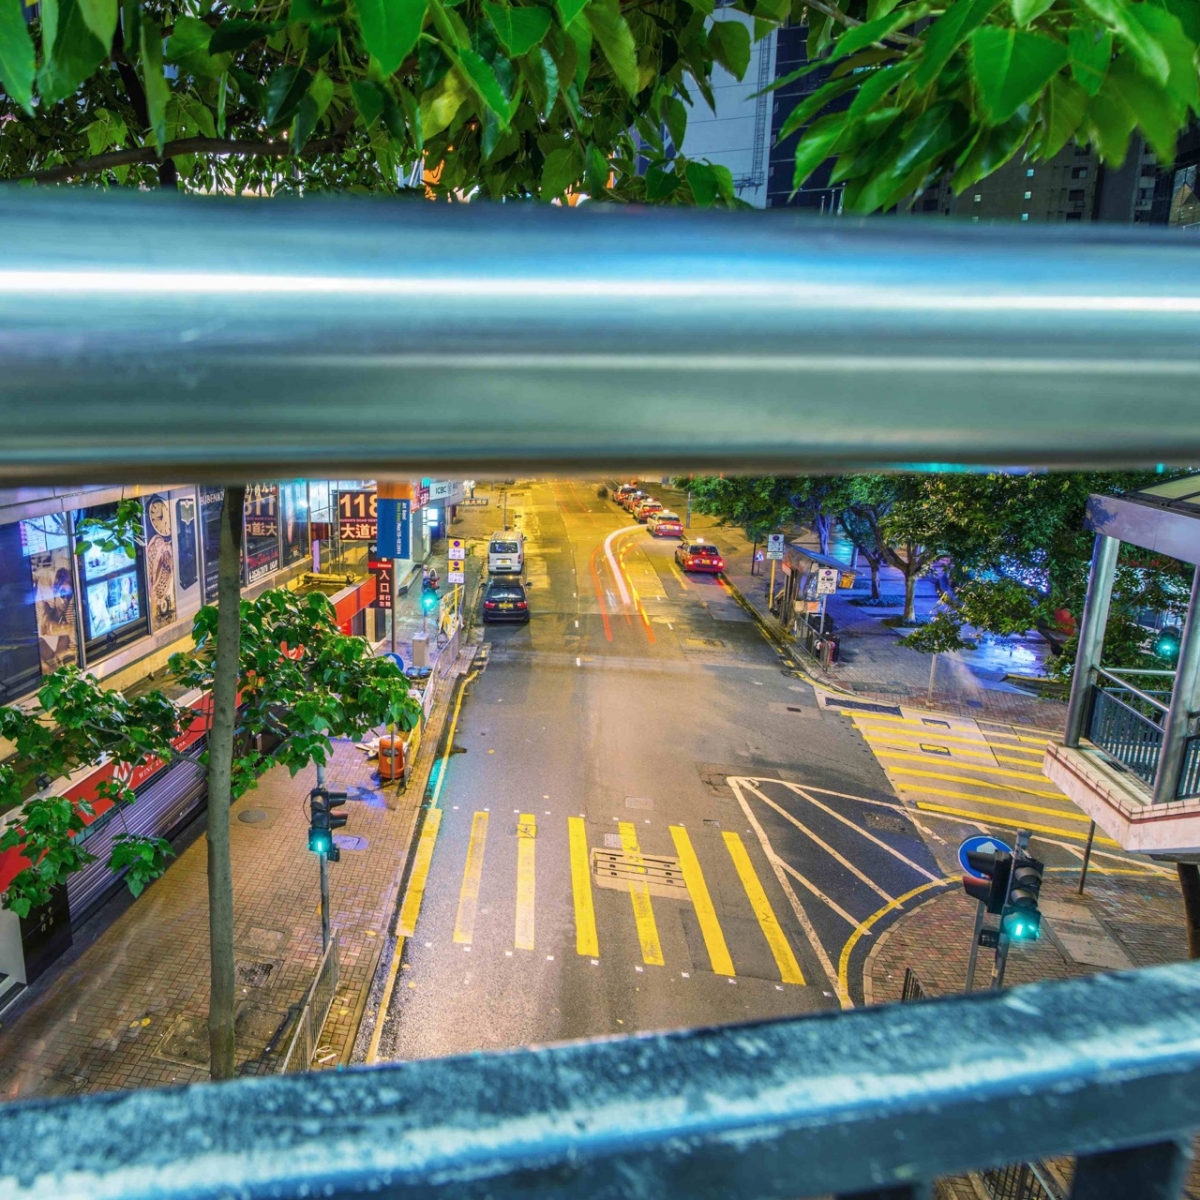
[591,849,687,899]
[155,1014,209,1067]
[235,960,276,988]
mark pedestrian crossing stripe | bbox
[908,789,1096,823]
[515,813,536,951]
[914,803,1120,846]
[841,717,1046,755]
[876,750,1051,783]
[723,832,804,985]
[841,709,1055,745]
[670,825,734,977]
[619,822,665,966]
[884,766,1064,800]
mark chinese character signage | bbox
[338,489,377,541]
[370,562,393,610]
[244,483,280,584]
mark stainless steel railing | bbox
[1088,684,1167,787]
[278,935,340,1074]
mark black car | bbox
[483,579,530,623]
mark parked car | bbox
[483,578,530,623]
[487,532,525,575]
[620,490,646,512]
[675,539,725,574]
[613,483,639,505]
[633,499,663,523]
[648,511,683,537]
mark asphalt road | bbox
[373,478,937,1064]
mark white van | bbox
[487,532,525,575]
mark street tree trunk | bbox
[815,513,831,556]
[207,484,244,1081]
[1179,864,1200,959]
[903,569,917,623]
[869,559,881,602]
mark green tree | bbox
[898,607,977,704]
[680,475,796,569]
[782,0,1200,212]
[0,0,771,202]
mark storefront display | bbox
[280,481,310,566]
[19,514,78,679]
[199,486,224,604]
[143,493,177,632]
[244,483,280,583]
[76,503,147,657]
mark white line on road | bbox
[603,525,641,608]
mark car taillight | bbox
[485,601,497,609]
[687,557,696,566]
[516,601,527,609]
[716,559,725,569]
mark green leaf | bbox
[970,26,1068,122]
[686,159,718,206]
[1068,22,1112,96]
[792,112,846,191]
[291,69,333,150]
[585,142,609,191]
[265,65,312,126]
[419,64,467,136]
[1011,0,1054,26]
[829,3,928,66]
[709,161,735,203]
[140,17,170,151]
[38,0,109,106]
[663,93,687,149]
[776,72,858,143]
[485,2,552,55]
[540,142,583,197]
[398,81,423,153]
[352,77,385,127]
[1163,0,1200,42]
[209,18,283,53]
[1080,0,1168,86]
[645,163,680,199]
[355,0,426,74]
[75,0,115,52]
[951,111,1028,188]
[84,106,127,155]
[708,18,751,80]
[457,46,512,121]
[914,0,1001,88]
[166,16,228,77]
[566,16,591,90]
[0,0,36,112]
[1036,72,1088,157]
[1105,51,1180,161]
[1086,80,1135,160]
[586,0,638,95]
[863,99,967,210]
[848,61,911,118]
[556,0,588,23]
[1126,4,1198,111]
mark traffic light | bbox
[421,590,438,614]
[1155,625,1182,663]
[308,786,348,860]
[961,847,1012,913]
[1003,855,1045,941]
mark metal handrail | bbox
[1094,667,1171,714]
[4,960,1200,1198]
[278,936,340,1074]
[3,194,1200,483]
[1100,667,1179,677]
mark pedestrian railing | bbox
[278,936,340,1074]
[7,959,1200,1198]
[901,966,927,1002]
[1087,682,1166,788]
[981,1161,1064,1200]
[1179,736,1200,801]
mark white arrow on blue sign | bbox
[958,835,1013,878]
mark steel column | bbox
[1153,562,1200,802]
[1064,534,1119,748]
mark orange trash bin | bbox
[378,734,406,782]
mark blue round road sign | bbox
[959,834,1013,878]
[383,652,405,672]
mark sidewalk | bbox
[657,487,1067,729]
[0,548,482,1099]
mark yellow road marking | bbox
[885,767,1065,799]
[844,717,1046,754]
[619,821,665,966]
[568,817,599,958]
[670,826,734,976]
[454,811,490,945]
[876,750,1056,783]
[914,802,1119,844]
[904,789,1092,822]
[432,670,478,808]
[397,807,444,937]
[515,814,536,951]
[723,831,804,985]
[837,878,955,1002]
[741,781,894,902]
[847,710,1055,744]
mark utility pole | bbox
[316,762,330,953]
[991,828,1032,990]
[685,488,692,529]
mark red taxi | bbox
[648,511,683,537]
[675,539,724,574]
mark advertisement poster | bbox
[280,482,310,566]
[23,516,78,674]
[199,486,224,604]
[338,489,377,541]
[143,493,177,632]
[81,543,142,638]
[244,483,280,583]
[175,495,198,593]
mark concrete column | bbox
[1064,534,1119,748]
[1153,561,1200,803]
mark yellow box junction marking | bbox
[722,831,804,985]
[618,821,665,966]
[568,817,599,958]
[515,814,536,951]
[454,811,490,945]
[670,825,734,977]
[914,803,1120,845]
[397,807,443,938]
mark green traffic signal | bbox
[308,827,332,854]
[421,590,438,613]
[1002,908,1041,940]
[1155,626,1182,662]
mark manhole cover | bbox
[624,796,654,810]
[155,1014,209,1067]
[235,960,276,988]
[333,834,368,851]
[237,926,288,958]
[238,808,268,824]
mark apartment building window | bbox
[1026,168,1035,177]
[1072,167,1088,179]
[1069,189,1086,202]
[1024,191,1032,199]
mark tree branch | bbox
[22,132,353,184]
[804,0,920,45]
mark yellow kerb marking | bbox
[515,814,536,951]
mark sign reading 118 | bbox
[338,491,377,521]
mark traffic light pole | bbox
[317,762,330,954]
[964,900,985,993]
[991,829,1031,991]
